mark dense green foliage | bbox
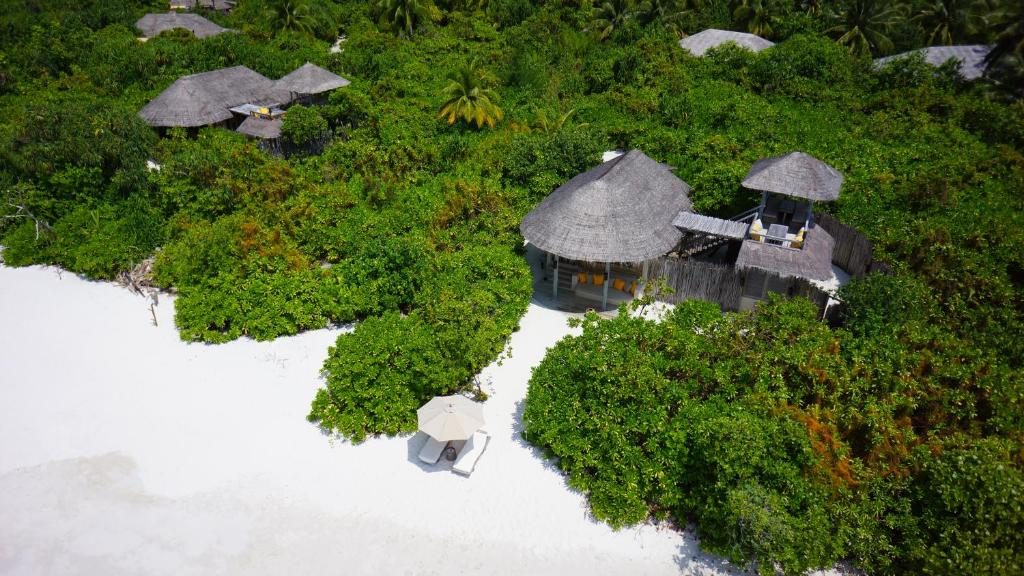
[1,0,1023,572]
[525,297,1024,574]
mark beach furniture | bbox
[452,431,490,476]
[417,395,485,442]
[418,436,447,465]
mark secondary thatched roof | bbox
[136,12,229,39]
[236,117,282,139]
[672,213,749,240]
[679,29,775,56]
[736,226,835,281]
[742,152,843,202]
[139,66,290,127]
[275,63,351,96]
[875,45,990,81]
[520,150,693,262]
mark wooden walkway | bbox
[672,212,749,240]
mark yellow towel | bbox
[613,278,626,291]
[629,280,638,295]
[577,272,588,285]
[592,274,605,286]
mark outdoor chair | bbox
[592,274,605,286]
[418,436,447,465]
[577,272,588,285]
[452,431,490,476]
[612,278,626,292]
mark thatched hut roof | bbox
[136,13,229,39]
[875,45,990,80]
[275,63,351,96]
[742,152,843,202]
[736,226,835,281]
[170,0,236,11]
[139,66,290,127]
[520,150,693,262]
[236,117,282,139]
[679,29,774,56]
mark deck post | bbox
[553,255,559,299]
[545,252,552,280]
[759,191,767,219]
[641,260,649,282]
[602,261,610,310]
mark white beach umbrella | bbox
[417,395,485,442]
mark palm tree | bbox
[592,0,638,41]
[640,0,703,35]
[732,0,777,38]
[983,3,1024,96]
[438,60,504,129]
[372,0,442,39]
[532,109,588,134]
[912,0,984,45]
[827,0,907,58]
[263,0,325,36]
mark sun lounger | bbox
[418,435,447,465]
[452,431,490,476]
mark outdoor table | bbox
[768,223,788,246]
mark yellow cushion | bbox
[577,272,588,285]
[613,278,626,291]
[593,274,605,286]
[629,280,638,295]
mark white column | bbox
[553,255,559,299]
[602,261,611,310]
[642,260,649,281]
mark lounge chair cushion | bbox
[452,431,490,476]
[418,436,446,465]
[578,272,588,284]
[613,278,626,291]
[592,274,605,286]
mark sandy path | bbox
[0,264,743,576]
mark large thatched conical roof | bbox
[136,12,229,39]
[139,66,289,127]
[679,29,774,56]
[520,150,693,262]
[275,62,350,96]
[742,152,843,202]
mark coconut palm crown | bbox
[438,60,504,129]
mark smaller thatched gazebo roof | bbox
[875,45,990,81]
[742,152,843,202]
[736,226,835,281]
[136,13,229,39]
[274,63,351,97]
[139,66,290,128]
[679,29,775,57]
[237,117,282,139]
[520,150,693,263]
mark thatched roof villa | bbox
[679,29,775,57]
[139,66,288,127]
[521,150,845,311]
[136,12,230,39]
[138,63,350,138]
[874,45,991,81]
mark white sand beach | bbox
[1,263,758,576]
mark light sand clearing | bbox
[0,263,752,576]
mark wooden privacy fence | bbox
[815,212,873,277]
[650,258,744,310]
[651,256,831,315]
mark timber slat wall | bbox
[652,257,831,314]
[651,258,744,310]
[815,212,873,277]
